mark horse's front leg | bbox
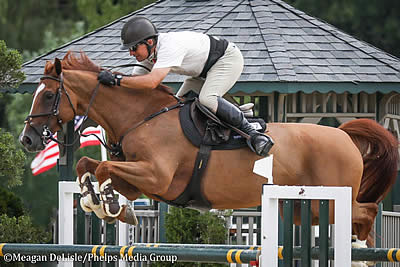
[76,157,117,223]
[75,157,114,223]
[77,156,143,200]
[94,160,172,224]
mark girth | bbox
[155,98,267,210]
[155,144,212,210]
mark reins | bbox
[110,95,186,156]
[108,63,151,72]
[26,63,186,157]
[80,63,185,157]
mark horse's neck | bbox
[99,89,174,143]
[65,72,174,143]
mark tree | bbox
[284,0,400,57]
[77,0,156,31]
[0,129,25,188]
[0,40,25,89]
[0,41,26,187]
[0,214,51,243]
[0,41,49,248]
[0,0,83,54]
[0,186,24,218]
[0,40,25,129]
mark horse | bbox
[20,51,398,241]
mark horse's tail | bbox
[339,119,398,203]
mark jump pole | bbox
[0,243,259,264]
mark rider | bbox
[97,16,274,156]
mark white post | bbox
[100,127,108,162]
[118,196,129,267]
[58,182,77,267]
[261,185,279,266]
[260,185,352,267]
[333,187,352,264]
[59,127,129,266]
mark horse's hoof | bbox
[103,202,123,217]
[77,173,101,213]
[103,216,117,224]
[99,178,123,217]
[123,205,138,225]
[92,202,106,219]
[80,197,94,213]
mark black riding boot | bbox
[216,97,274,156]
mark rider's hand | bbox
[98,70,116,86]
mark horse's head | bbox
[19,57,78,152]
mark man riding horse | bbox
[97,16,274,157]
[19,16,398,245]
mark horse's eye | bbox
[45,92,55,99]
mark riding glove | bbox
[98,70,116,86]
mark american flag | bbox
[30,116,102,175]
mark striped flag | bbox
[30,117,102,176]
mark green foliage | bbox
[0,40,25,89]
[0,186,24,218]
[5,94,31,137]
[166,208,227,244]
[0,129,25,188]
[0,0,83,54]
[0,214,51,243]
[22,21,85,61]
[77,0,156,31]
[6,94,102,228]
[152,207,227,267]
[11,161,58,227]
[283,0,400,57]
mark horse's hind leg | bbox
[352,201,378,241]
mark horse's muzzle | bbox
[19,128,46,152]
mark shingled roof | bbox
[7,0,400,94]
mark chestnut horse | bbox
[20,52,398,241]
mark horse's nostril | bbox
[22,136,32,146]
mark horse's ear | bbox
[54,58,62,76]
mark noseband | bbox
[24,75,77,146]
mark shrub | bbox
[152,207,228,267]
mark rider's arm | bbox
[121,67,171,90]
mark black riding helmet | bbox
[120,17,158,51]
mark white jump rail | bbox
[260,185,352,266]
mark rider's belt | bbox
[199,35,229,78]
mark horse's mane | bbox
[44,51,173,95]
[43,51,100,76]
[62,51,102,72]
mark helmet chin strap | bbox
[145,38,157,62]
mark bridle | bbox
[24,74,79,147]
[24,63,184,157]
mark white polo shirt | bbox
[132,31,210,77]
